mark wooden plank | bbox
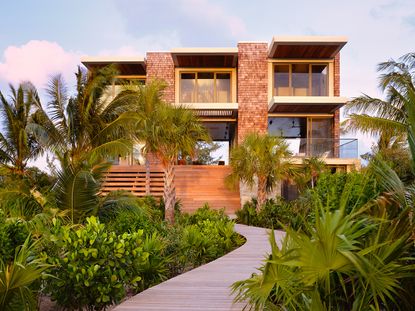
[114,225,285,311]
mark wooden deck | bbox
[114,224,285,311]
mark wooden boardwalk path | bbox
[115,224,285,311]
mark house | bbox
[81,36,360,213]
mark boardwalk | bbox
[115,224,285,311]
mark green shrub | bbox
[136,232,172,290]
[43,216,148,311]
[0,211,30,263]
[236,198,307,230]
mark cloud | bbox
[0,40,81,88]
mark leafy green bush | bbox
[236,198,307,230]
[0,211,30,263]
[43,216,148,310]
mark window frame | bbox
[175,68,237,104]
[268,59,334,98]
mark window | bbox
[274,63,328,96]
[180,72,231,103]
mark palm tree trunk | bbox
[145,156,150,196]
[257,176,267,211]
[163,161,176,224]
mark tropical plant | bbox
[0,83,41,176]
[43,216,148,310]
[343,52,415,161]
[227,132,292,210]
[232,175,415,310]
[28,66,138,223]
[0,237,49,310]
[133,83,209,223]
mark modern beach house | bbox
[82,36,360,213]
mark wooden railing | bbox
[102,166,164,198]
[101,165,240,214]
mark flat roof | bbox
[268,36,348,59]
[81,56,146,75]
[170,47,238,54]
[171,47,238,68]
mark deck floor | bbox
[114,224,285,311]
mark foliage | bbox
[43,216,148,310]
[0,215,29,263]
[236,197,307,230]
[0,237,49,311]
[190,141,222,165]
[227,132,292,210]
[0,83,42,176]
[132,82,210,223]
[311,171,381,214]
[232,175,415,310]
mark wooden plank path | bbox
[115,224,285,311]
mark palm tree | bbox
[28,66,137,222]
[131,80,166,195]
[343,52,415,157]
[303,156,327,189]
[227,132,292,210]
[0,83,41,176]
[134,98,209,223]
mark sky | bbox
[0,0,414,169]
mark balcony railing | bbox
[285,138,358,158]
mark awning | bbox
[171,48,238,68]
[268,36,348,59]
[269,96,348,113]
[81,56,146,75]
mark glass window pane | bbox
[197,72,214,102]
[274,65,290,96]
[268,117,306,138]
[311,118,333,156]
[180,73,196,102]
[292,64,309,96]
[215,73,231,102]
[311,65,328,96]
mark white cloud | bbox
[0,40,81,88]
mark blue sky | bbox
[0,0,414,167]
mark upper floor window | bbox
[274,63,328,96]
[180,72,231,103]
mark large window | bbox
[180,72,231,103]
[274,63,328,96]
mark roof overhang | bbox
[81,56,146,75]
[171,48,238,68]
[269,96,348,113]
[268,36,348,59]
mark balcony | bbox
[285,138,358,158]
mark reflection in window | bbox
[311,65,327,96]
[292,64,309,96]
[274,65,290,96]
[273,64,329,96]
[180,72,231,103]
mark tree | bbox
[343,53,415,158]
[134,98,209,223]
[227,132,292,210]
[0,83,41,176]
[29,66,137,222]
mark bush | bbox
[0,211,30,263]
[43,217,148,310]
[236,197,307,230]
